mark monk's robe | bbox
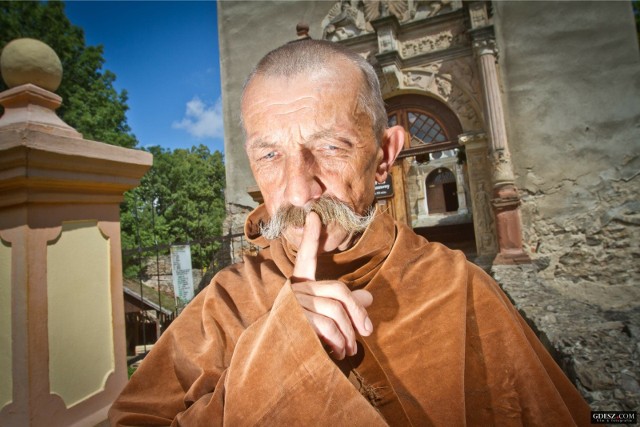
[109,206,591,426]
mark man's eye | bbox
[262,151,277,160]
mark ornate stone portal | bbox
[319,0,530,264]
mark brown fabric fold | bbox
[337,336,415,426]
[110,205,591,426]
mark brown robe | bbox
[109,206,591,426]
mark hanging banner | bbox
[170,245,194,303]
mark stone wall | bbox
[494,1,640,309]
[493,265,640,411]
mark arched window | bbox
[386,94,463,155]
[407,111,447,145]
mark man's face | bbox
[242,61,383,253]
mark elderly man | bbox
[110,40,590,426]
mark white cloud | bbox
[172,96,224,139]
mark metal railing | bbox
[121,231,259,360]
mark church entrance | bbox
[383,95,476,258]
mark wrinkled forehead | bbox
[241,60,364,117]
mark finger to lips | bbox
[290,210,373,357]
[290,211,354,356]
[292,211,321,282]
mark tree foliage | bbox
[120,145,226,274]
[1,2,227,279]
[0,1,137,148]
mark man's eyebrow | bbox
[246,138,277,150]
[306,130,354,147]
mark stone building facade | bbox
[219,0,639,301]
[218,0,640,410]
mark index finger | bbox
[292,211,321,282]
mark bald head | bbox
[242,39,387,144]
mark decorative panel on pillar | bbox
[459,132,497,259]
[0,239,11,409]
[47,221,114,408]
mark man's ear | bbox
[375,125,406,183]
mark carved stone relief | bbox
[491,148,516,184]
[380,64,403,94]
[322,0,463,42]
[321,1,367,41]
[377,26,398,53]
[381,65,482,131]
[459,133,498,257]
[472,179,497,255]
[468,1,489,29]
[400,27,468,58]
[364,0,411,28]
[411,0,461,20]
[442,57,481,99]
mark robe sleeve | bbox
[109,278,386,426]
[464,263,592,426]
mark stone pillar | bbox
[459,132,497,260]
[470,23,530,264]
[0,39,152,426]
[454,162,468,215]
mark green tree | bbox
[0,1,137,148]
[120,145,226,276]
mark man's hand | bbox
[290,211,373,360]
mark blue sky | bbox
[65,0,223,153]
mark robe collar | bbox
[244,204,396,289]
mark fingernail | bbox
[364,317,373,333]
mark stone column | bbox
[454,162,468,215]
[459,132,497,260]
[471,28,530,264]
[0,39,152,426]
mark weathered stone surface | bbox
[518,175,640,311]
[494,0,640,312]
[493,264,640,412]
[222,202,259,264]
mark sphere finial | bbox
[0,38,63,92]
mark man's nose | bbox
[283,152,323,207]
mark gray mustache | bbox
[260,196,375,240]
